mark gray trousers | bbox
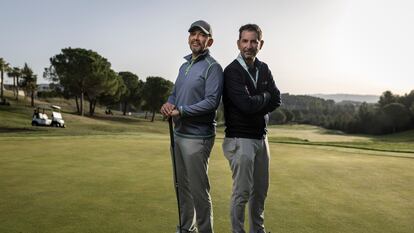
[222,137,270,233]
[174,135,215,233]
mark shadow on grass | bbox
[268,137,414,158]
[86,114,148,123]
[0,127,39,133]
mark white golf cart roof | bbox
[36,105,62,111]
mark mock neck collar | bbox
[184,49,210,62]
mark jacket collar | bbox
[184,49,210,62]
[236,53,262,69]
[236,53,262,89]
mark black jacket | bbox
[223,58,281,139]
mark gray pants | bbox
[174,135,215,233]
[222,137,270,233]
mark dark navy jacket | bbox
[223,55,281,139]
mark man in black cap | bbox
[161,20,223,233]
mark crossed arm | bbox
[224,67,280,115]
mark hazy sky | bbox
[1,0,413,95]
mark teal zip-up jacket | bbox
[167,50,223,138]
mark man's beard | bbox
[191,45,205,55]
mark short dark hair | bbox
[239,24,262,40]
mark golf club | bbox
[168,117,182,232]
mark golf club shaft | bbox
[168,117,182,231]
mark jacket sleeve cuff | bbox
[263,91,271,105]
[178,106,184,117]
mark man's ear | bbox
[207,38,214,47]
[259,40,264,50]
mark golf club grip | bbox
[168,117,174,147]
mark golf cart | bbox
[32,105,65,128]
[50,105,65,128]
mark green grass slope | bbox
[0,92,168,137]
[1,96,413,232]
[267,125,414,155]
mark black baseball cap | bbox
[188,20,212,36]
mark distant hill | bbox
[310,94,379,103]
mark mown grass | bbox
[0,93,168,137]
[267,125,414,155]
[1,94,414,232]
[1,135,413,233]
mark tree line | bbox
[1,58,38,106]
[269,91,414,134]
[3,49,174,121]
[4,51,414,134]
[42,47,173,121]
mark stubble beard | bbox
[191,46,205,56]
[241,51,257,64]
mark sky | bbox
[1,0,413,95]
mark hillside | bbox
[310,93,379,103]
[0,90,169,137]
[1,93,413,154]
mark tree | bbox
[269,109,286,124]
[281,108,294,122]
[382,103,411,133]
[378,90,397,107]
[355,102,377,133]
[44,65,76,101]
[399,90,414,109]
[7,67,21,100]
[85,69,121,115]
[0,57,11,102]
[98,74,126,111]
[21,63,37,107]
[49,47,120,116]
[141,76,173,122]
[49,48,87,115]
[118,71,143,115]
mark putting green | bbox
[1,132,413,233]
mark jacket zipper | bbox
[185,60,195,76]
